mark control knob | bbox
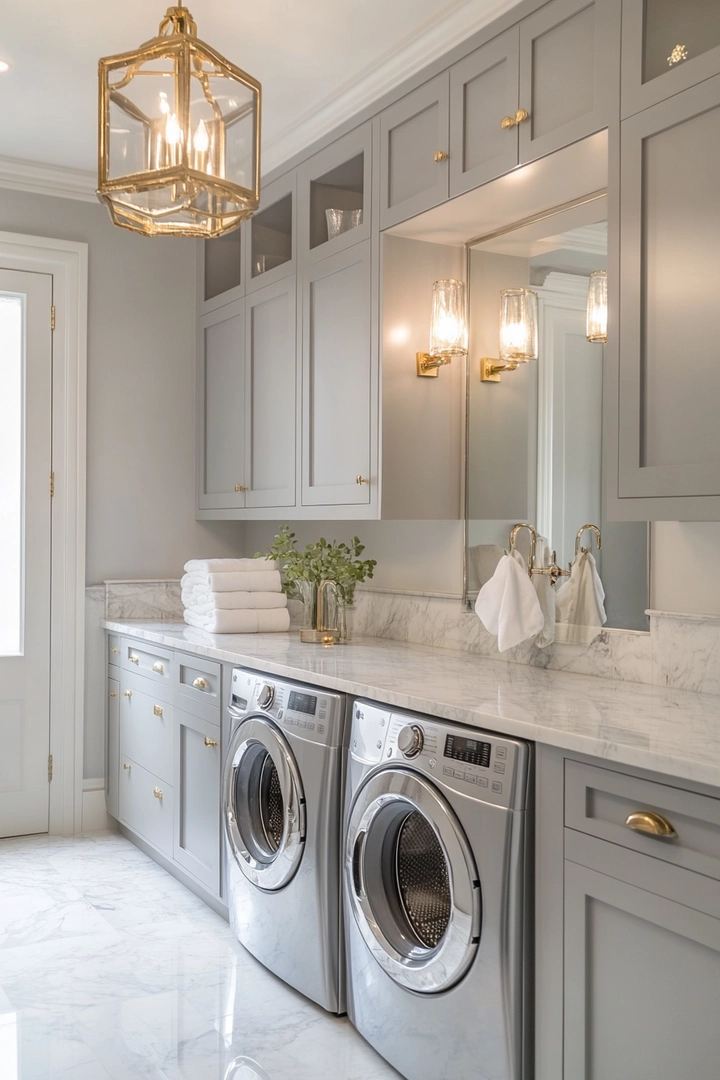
[258,683,275,710]
[397,724,424,758]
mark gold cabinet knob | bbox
[129,655,139,664]
[153,704,164,717]
[235,484,248,492]
[123,763,131,771]
[110,647,120,654]
[433,150,448,162]
[109,692,117,698]
[123,689,133,698]
[355,475,370,485]
[501,109,530,129]
[192,676,208,690]
[153,787,163,800]
[204,737,218,748]
[625,811,677,839]
[152,661,164,675]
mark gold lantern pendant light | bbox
[97,6,261,237]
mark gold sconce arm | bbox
[480,358,521,382]
[417,351,454,377]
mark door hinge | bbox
[48,754,53,783]
[50,305,56,331]
[50,472,55,497]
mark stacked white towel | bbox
[181,558,290,634]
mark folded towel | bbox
[475,550,544,652]
[555,551,606,644]
[467,544,505,592]
[533,537,556,649]
[184,558,276,574]
[181,590,287,612]
[181,570,282,594]
[183,607,291,634]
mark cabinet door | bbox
[622,0,720,118]
[618,76,720,511]
[198,226,245,316]
[298,123,372,267]
[564,860,720,1079]
[244,277,297,508]
[173,708,221,895]
[449,28,519,197]
[244,171,295,294]
[519,0,614,164]
[301,242,372,507]
[196,299,246,511]
[106,676,119,820]
[379,74,449,230]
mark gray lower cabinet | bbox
[119,757,174,858]
[616,73,720,517]
[106,675,119,821]
[173,708,221,894]
[197,298,247,512]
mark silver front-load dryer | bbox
[344,701,532,1080]
[223,667,347,1013]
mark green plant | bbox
[257,526,377,604]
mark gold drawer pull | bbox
[153,787,163,800]
[192,677,208,690]
[433,150,448,163]
[110,647,120,654]
[356,475,370,486]
[152,661,164,675]
[129,655,139,664]
[123,763,131,771]
[501,108,530,129]
[123,689,133,698]
[625,811,677,839]
[204,737,218,748]
[153,704,164,718]
[109,692,117,698]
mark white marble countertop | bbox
[103,619,720,789]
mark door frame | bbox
[0,230,88,836]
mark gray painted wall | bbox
[0,188,246,585]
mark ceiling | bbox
[0,0,519,184]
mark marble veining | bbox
[0,832,396,1080]
[650,610,720,696]
[105,580,183,622]
[103,619,720,789]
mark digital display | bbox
[444,735,491,768]
[288,691,317,715]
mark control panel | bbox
[229,668,345,747]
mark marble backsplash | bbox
[105,579,183,621]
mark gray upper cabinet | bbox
[199,226,245,315]
[449,29,519,197]
[300,240,374,509]
[196,299,246,511]
[617,74,720,515]
[244,171,295,293]
[622,0,720,118]
[518,0,615,164]
[298,123,372,267]
[379,74,450,230]
[244,276,297,509]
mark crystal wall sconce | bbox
[416,279,468,377]
[480,288,538,382]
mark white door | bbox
[0,268,53,838]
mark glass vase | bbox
[337,600,355,644]
[295,580,318,631]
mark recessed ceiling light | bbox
[0,61,9,73]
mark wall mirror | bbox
[464,195,649,632]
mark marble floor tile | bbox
[0,831,399,1080]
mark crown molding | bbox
[261,0,521,174]
[0,155,97,203]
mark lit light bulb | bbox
[193,120,209,152]
[0,61,9,74]
[165,113,181,145]
[500,321,528,354]
[158,91,170,116]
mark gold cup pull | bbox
[123,763,131,771]
[433,150,448,162]
[123,689,133,698]
[152,661,164,675]
[356,475,370,486]
[129,655,139,664]
[204,737,218,748]
[153,704,163,718]
[153,787,163,800]
[625,811,677,839]
[193,677,208,690]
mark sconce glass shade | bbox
[499,288,538,363]
[586,270,608,343]
[429,279,468,357]
[97,6,261,238]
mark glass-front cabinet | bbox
[245,172,295,293]
[201,228,244,313]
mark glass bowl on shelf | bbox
[325,208,362,241]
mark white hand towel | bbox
[475,550,545,652]
[467,544,505,592]
[181,570,282,593]
[182,590,287,612]
[183,607,291,634]
[533,537,556,648]
[555,551,607,644]
[183,558,276,574]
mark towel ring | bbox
[575,524,602,559]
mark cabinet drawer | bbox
[107,634,121,667]
[119,758,173,858]
[175,653,221,723]
[121,638,174,685]
[565,760,720,882]
[120,683,173,784]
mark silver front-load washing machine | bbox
[223,667,347,1013]
[344,700,532,1080]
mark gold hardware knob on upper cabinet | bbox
[153,787,163,800]
[204,737,218,748]
[433,150,448,162]
[515,108,529,124]
[501,109,530,129]
[123,763,131,770]
[109,692,117,698]
[625,811,677,839]
[110,647,120,654]
[356,475,370,486]
[152,661,164,674]
[235,484,248,492]
[153,705,163,717]
[193,677,208,690]
[123,690,132,698]
[129,655,139,664]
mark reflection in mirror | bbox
[465,196,649,633]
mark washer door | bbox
[346,767,481,993]
[224,716,306,891]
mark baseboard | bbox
[81,779,113,833]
